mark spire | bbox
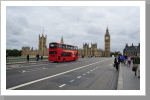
[106,25,109,34]
[60,35,64,43]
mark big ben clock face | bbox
[106,37,108,40]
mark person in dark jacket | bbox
[132,53,140,78]
[114,55,121,70]
[27,54,29,62]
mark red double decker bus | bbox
[48,42,78,62]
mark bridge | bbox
[6,57,140,90]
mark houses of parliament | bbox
[21,27,111,57]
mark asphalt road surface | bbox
[6,57,118,90]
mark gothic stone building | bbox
[78,43,105,57]
[123,43,140,56]
[78,27,111,57]
[22,27,111,57]
[21,34,48,57]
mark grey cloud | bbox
[6,6,140,53]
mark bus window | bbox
[75,47,78,50]
[61,52,71,57]
[49,51,57,54]
[62,45,66,49]
[70,46,74,50]
[67,45,71,49]
[49,43,57,49]
[59,44,63,48]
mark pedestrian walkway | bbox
[118,64,140,90]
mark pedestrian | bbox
[127,55,131,67]
[132,53,140,78]
[36,54,39,61]
[114,55,121,71]
[120,55,125,65]
[41,55,43,60]
[27,54,29,62]
[6,53,8,63]
[124,54,127,65]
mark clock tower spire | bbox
[104,26,110,57]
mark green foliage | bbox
[110,51,122,57]
[6,49,22,56]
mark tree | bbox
[6,49,21,57]
[110,51,122,57]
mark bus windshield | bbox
[49,43,57,49]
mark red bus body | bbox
[48,42,78,62]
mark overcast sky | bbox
[6,6,140,53]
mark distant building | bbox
[78,26,111,57]
[21,34,48,57]
[22,26,111,57]
[60,35,64,43]
[123,43,140,56]
[78,43,105,57]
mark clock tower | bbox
[104,26,110,57]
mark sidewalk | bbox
[117,64,140,90]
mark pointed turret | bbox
[106,25,109,34]
[60,35,64,43]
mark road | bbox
[6,57,118,90]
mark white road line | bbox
[110,64,112,66]
[90,70,93,71]
[19,68,48,73]
[70,79,74,82]
[83,73,86,75]
[7,58,110,90]
[59,84,66,88]
[77,76,81,78]
[87,71,90,73]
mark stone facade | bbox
[104,27,111,57]
[22,27,111,57]
[21,34,48,57]
[78,27,111,57]
[78,43,105,57]
[123,43,140,56]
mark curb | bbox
[117,64,124,90]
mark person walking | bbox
[114,55,121,71]
[41,55,43,60]
[36,54,39,61]
[133,53,140,78]
[120,55,125,65]
[27,54,29,62]
[6,53,8,63]
[127,55,131,67]
[124,54,127,65]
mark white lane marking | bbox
[22,70,25,73]
[83,73,86,75]
[110,64,112,66]
[70,79,75,82]
[87,71,90,73]
[59,84,66,88]
[77,76,81,78]
[7,58,111,90]
[7,63,54,69]
[19,68,48,73]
